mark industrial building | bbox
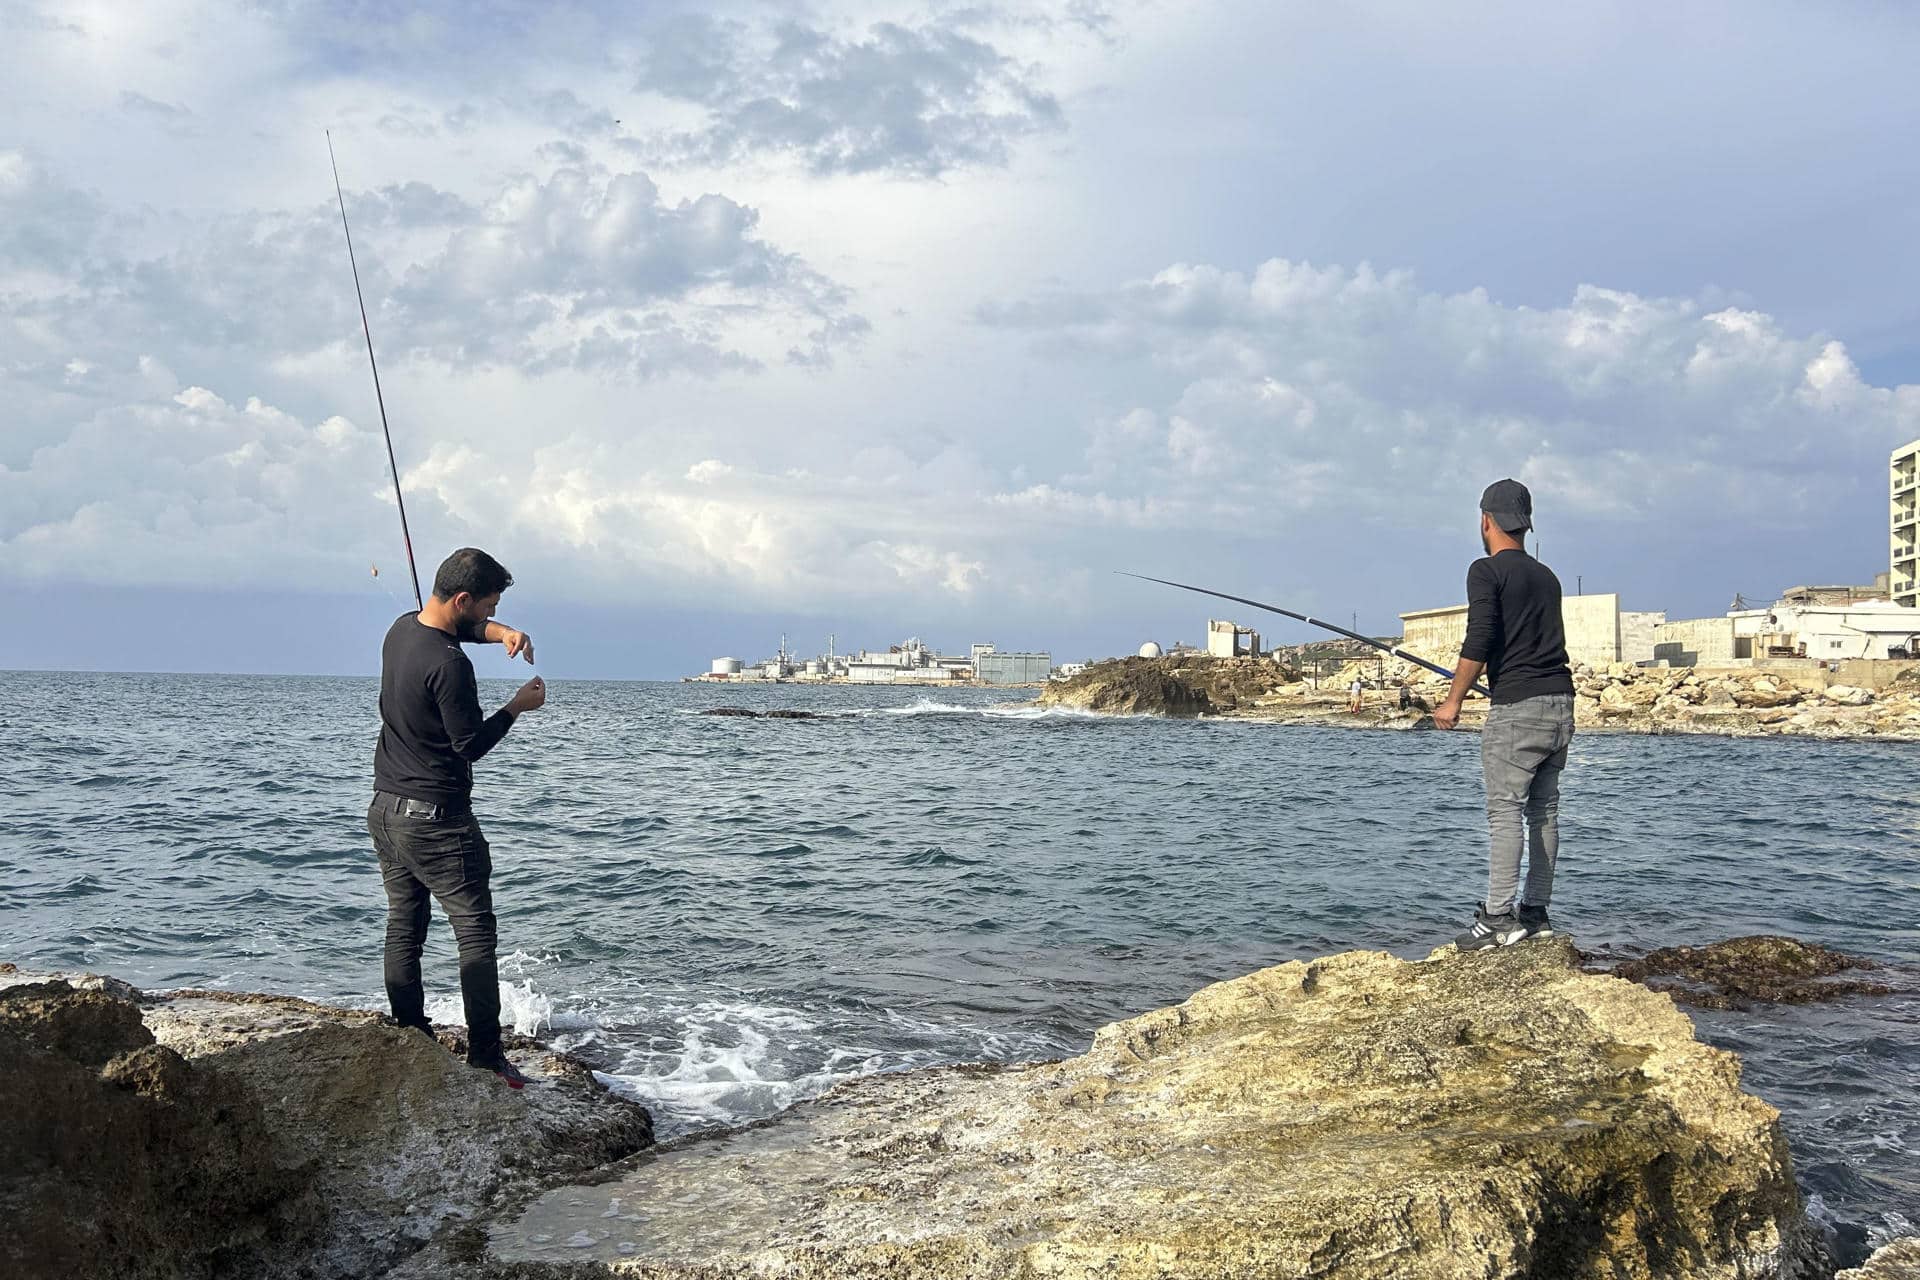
[1894,438,1919,608]
[975,649,1053,685]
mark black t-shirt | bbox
[1460,549,1576,705]
[372,613,514,807]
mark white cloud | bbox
[983,259,1920,533]
[633,14,1068,176]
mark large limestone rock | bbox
[1840,1238,1920,1278]
[0,979,318,1280]
[0,971,655,1280]
[1037,656,1220,716]
[403,940,1818,1280]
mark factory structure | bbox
[692,637,1053,687]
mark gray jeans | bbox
[1480,693,1574,916]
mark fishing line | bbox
[328,131,423,612]
[1118,571,1492,697]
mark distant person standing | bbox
[368,548,545,1086]
[1348,676,1365,714]
[1432,480,1575,949]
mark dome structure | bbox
[1138,641,1164,659]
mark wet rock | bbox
[141,989,656,1278]
[398,939,1820,1280]
[1840,1238,1920,1279]
[1,972,655,1280]
[1600,936,1892,1011]
[701,707,761,717]
[764,709,821,719]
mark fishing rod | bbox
[327,131,423,611]
[1118,571,1491,697]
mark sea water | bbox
[4,671,1915,1255]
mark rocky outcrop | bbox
[1038,655,1298,716]
[1048,654,1920,740]
[701,707,822,719]
[1839,1238,1920,1279]
[0,972,654,1280]
[396,939,1821,1280]
[1595,936,1894,1011]
[1,978,318,1280]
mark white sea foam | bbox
[423,976,554,1036]
[578,994,1069,1137]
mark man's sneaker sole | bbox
[1455,917,1529,950]
[470,1058,528,1089]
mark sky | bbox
[4,0,1918,679]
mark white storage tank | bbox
[1138,642,1164,658]
[711,657,744,675]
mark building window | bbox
[1830,641,1845,650]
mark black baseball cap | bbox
[1479,478,1532,533]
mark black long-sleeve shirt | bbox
[1460,549,1576,705]
[372,613,514,808]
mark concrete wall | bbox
[1399,606,1468,665]
[1833,658,1920,690]
[1654,617,1738,666]
[1619,611,1667,664]
[1562,593,1621,668]
[1206,619,1258,658]
[1399,594,1626,666]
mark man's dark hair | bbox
[432,548,513,601]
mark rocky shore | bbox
[1038,655,1920,740]
[0,965,654,1280]
[8,941,1911,1279]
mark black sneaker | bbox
[1516,903,1555,939]
[1454,906,1529,951]
[469,1052,529,1089]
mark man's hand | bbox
[480,620,535,664]
[505,676,546,716]
[1432,697,1462,731]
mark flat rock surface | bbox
[402,939,1820,1280]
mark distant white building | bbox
[1895,439,1919,608]
[1655,596,1920,665]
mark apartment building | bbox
[1894,439,1920,608]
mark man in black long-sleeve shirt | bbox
[369,547,545,1086]
[1432,480,1575,950]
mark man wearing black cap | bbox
[1433,479,1576,949]
[369,547,546,1086]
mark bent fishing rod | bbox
[1118,571,1492,698]
[328,131,423,611]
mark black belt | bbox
[375,790,471,820]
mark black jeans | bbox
[367,792,501,1062]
